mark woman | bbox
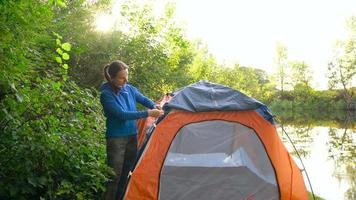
[100,60,163,200]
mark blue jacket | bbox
[100,82,156,138]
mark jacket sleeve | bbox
[100,91,148,120]
[133,86,156,109]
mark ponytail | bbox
[104,64,111,82]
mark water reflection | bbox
[328,127,355,200]
[275,112,355,200]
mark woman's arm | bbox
[100,91,149,120]
[133,87,156,109]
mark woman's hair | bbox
[103,60,129,82]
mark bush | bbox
[0,79,111,199]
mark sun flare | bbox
[94,13,114,32]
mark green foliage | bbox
[192,62,276,103]
[0,1,111,199]
[59,0,195,100]
[269,88,356,128]
[118,0,195,98]
[0,79,110,199]
[273,42,291,92]
[188,41,218,82]
[328,16,356,110]
[0,0,54,84]
[290,61,312,88]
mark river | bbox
[276,119,355,200]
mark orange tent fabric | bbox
[136,116,154,149]
[136,95,172,149]
[126,110,309,200]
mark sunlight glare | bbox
[95,13,115,32]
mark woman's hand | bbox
[148,109,164,117]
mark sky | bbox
[99,0,356,89]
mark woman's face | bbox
[112,69,128,88]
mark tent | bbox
[128,81,308,200]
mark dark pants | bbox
[105,135,137,200]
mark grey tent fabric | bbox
[159,167,278,200]
[163,80,265,112]
[159,120,279,200]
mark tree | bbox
[289,61,314,102]
[328,17,356,110]
[273,43,290,92]
[290,61,312,87]
[188,40,218,82]
[64,0,196,99]
[118,1,195,98]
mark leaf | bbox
[10,83,17,92]
[53,32,62,39]
[52,82,61,91]
[10,186,18,196]
[61,43,71,51]
[15,93,23,102]
[2,108,12,120]
[56,0,67,8]
[38,177,47,186]
[62,53,70,60]
[56,48,63,55]
[56,56,62,64]
[56,39,61,46]
[62,64,69,69]
[17,62,27,70]
[28,177,38,187]
[1,108,8,115]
